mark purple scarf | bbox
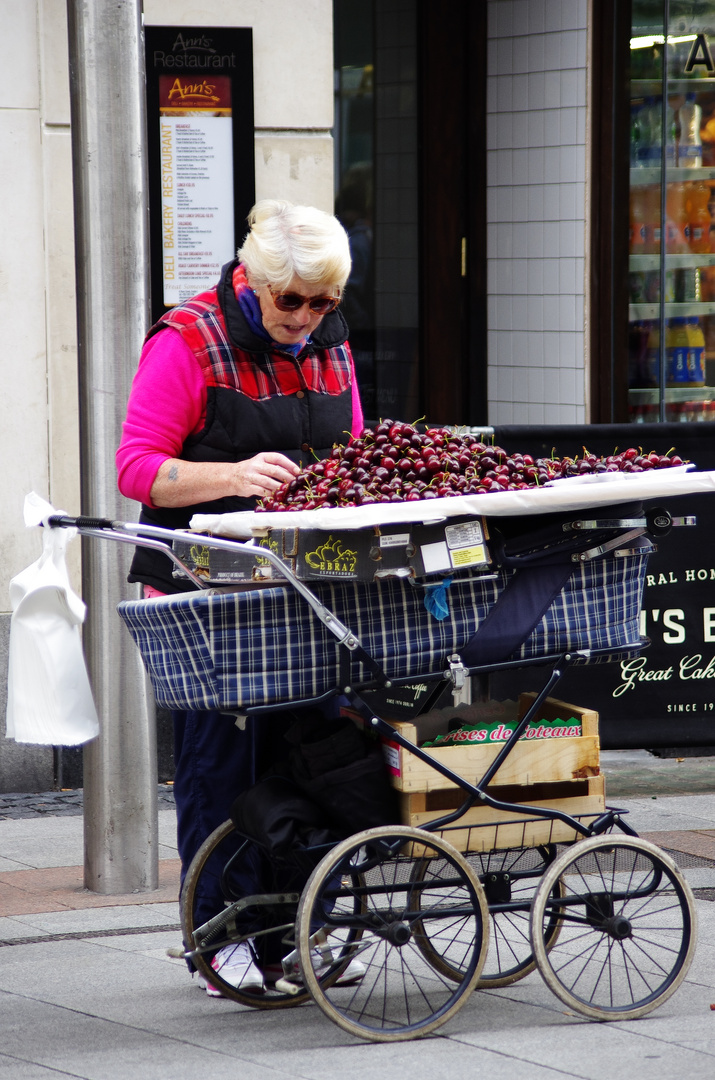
[234,266,309,357]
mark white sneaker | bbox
[199,942,265,997]
[315,952,366,986]
[264,948,366,987]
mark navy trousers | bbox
[172,703,341,948]
[172,709,292,937]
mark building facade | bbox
[0,0,638,788]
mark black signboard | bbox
[145,27,255,325]
[488,423,715,751]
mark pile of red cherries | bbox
[257,420,686,512]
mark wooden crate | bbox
[377,692,604,853]
[383,693,600,793]
[399,774,606,853]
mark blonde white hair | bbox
[237,199,351,293]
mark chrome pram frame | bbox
[46,506,699,1042]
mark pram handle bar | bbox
[47,517,209,590]
[46,514,390,686]
[47,514,119,530]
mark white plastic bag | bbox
[5,493,100,745]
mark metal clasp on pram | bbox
[565,504,696,562]
[563,506,696,538]
[571,528,649,562]
[444,653,468,690]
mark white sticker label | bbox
[382,743,400,773]
[380,533,410,548]
[444,521,484,549]
[420,540,450,573]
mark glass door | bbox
[334,0,419,424]
[629,1,715,424]
[333,0,487,427]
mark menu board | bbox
[145,27,254,323]
[158,75,234,305]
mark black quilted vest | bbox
[128,260,355,593]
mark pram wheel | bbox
[475,845,565,987]
[180,819,310,1008]
[295,825,489,1042]
[530,835,697,1020]
[413,845,564,988]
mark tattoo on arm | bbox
[168,465,179,482]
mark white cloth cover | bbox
[6,493,99,745]
[190,465,715,538]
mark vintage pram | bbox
[49,474,707,1042]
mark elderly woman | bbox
[117,200,364,994]
[118,199,363,590]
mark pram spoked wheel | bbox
[529,835,697,1020]
[473,846,565,987]
[295,825,490,1042]
[180,819,311,1008]
[414,845,564,988]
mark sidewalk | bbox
[0,756,714,1079]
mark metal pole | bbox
[66,0,157,893]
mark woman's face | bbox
[254,274,337,346]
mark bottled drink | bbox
[635,186,648,253]
[643,183,661,253]
[642,267,678,303]
[629,185,648,253]
[700,263,715,301]
[644,96,677,166]
[708,186,715,251]
[645,321,660,386]
[631,104,646,167]
[686,316,706,385]
[677,265,701,302]
[666,317,690,386]
[686,180,711,253]
[665,182,689,253]
[628,321,650,385]
[678,92,702,168]
[667,99,678,165]
[665,265,678,302]
[640,97,656,165]
[703,314,715,375]
[629,271,647,303]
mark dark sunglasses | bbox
[269,289,340,315]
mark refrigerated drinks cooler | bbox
[629,4,715,423]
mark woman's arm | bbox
[150,452,300,507]
[117,331,206,506]
[118,330,299,508]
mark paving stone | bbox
[0,785,175,820]
[0,860,181,918]
[642,829,715,861]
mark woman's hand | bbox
[231,452,301,498]
[149,452,301,508]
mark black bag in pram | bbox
[231,711,399,864]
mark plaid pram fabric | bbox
[118,547,650,712]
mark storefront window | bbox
[629,0,715,423]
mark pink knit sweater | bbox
[117,328,364,508]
